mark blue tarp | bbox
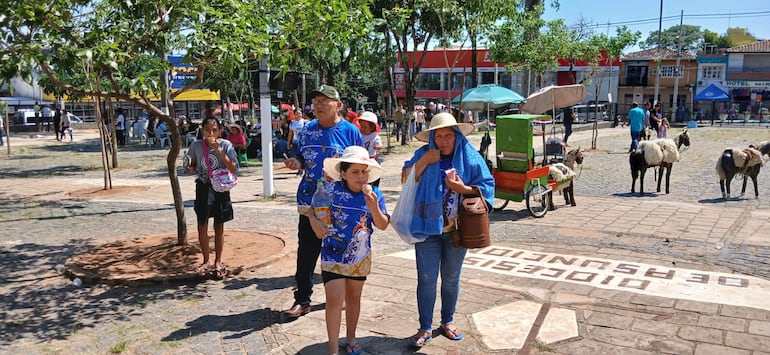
[694,84,729,101]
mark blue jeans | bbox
[630,130,641,150]
[414,232,467,331]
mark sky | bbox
[542,1,770,50]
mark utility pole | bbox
[653,0,663,106]
[672,10,683,122]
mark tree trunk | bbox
[159,58,188,245]
[471,34,478,88]
[105,97,119,168]
[162,113,187,246]
[403,69,416,145]
[522,0,541,96]
[93,94,112,190]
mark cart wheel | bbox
[493,198,509,212]
[525,181,550,218]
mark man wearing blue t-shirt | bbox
[627,102,645,152]
[283,85,364,317]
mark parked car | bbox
[13,109,82,125]
[66,112,83,123]
[554,104,608,123]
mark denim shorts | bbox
[194,180,233,224]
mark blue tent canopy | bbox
[694,84,729,101]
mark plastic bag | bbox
[391,167,423,244]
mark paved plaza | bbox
[2,123,770,354]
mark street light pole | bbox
[672,10,684,121]
[654,0,663,106]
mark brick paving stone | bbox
[748,320,770,336]
[698,315,748,332]
[588,289,635,304]
[630,318,680,336]
[678,325,724,344]
[674,300,720,314]
[549,282,596,296]
[641,338,696,354]
[586,312,634,329]
[630,294,676,308]
[585,325,642,348]
[694,343,750,355]
[719,305,770,320]
[666,312,700,325]
[724,331,770,351]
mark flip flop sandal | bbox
[211,264,228,279]
[346,342,363,355]
[406,331,432,347]
[440,325,464,341]
[194,264,209,277]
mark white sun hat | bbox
[359,111,378,125]
[323,146,383,183]
[414,112,475,142]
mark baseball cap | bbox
[310,85,340,101]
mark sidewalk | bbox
[2,125,770,354]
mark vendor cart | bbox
[490,114,555,217]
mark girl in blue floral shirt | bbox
[318,145,389,355]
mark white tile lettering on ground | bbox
[389,246,770,311]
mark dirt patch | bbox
[66,230,287,284]
[69,186,148,198]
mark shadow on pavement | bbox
[161,307,285,341]
[222,275,300,292]
[296,335,420,355]
[0,195,175,223]
[161,303,328,342]
[612,192,659,198]
[0,240,208,346]
[0,164,92,178]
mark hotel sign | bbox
[390,246,770,311]
[726,80,770,88]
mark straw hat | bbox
[323,146,383,183]
[415,112,475,142]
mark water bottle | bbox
[311,179,333,231]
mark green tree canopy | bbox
[0,0,375,243]
[641,24,703,53]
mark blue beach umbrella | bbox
[451,84,527,112]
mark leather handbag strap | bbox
[461,186,487,214]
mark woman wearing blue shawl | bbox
[401,113,494,347]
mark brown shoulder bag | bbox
[452,186,491,249]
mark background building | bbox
[391,48,620,110]
[618,48,697,121]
